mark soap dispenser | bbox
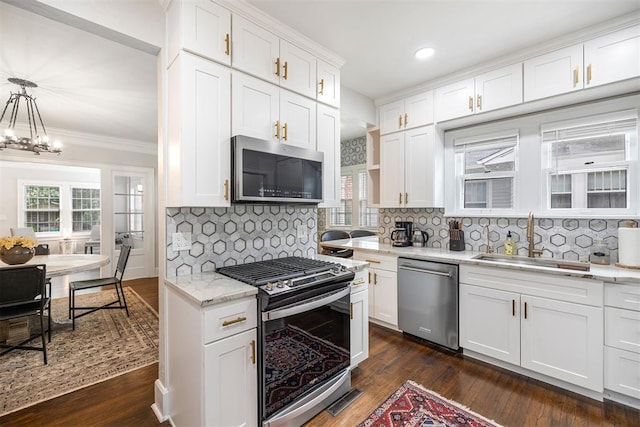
[504,231,515,255]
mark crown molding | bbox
[216,0,345,68]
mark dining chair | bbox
[0,264,50,364]
[84,225,101,254]
[320,230,353,258]
[11,226,50,255]
[68,245,131,330]
[349,230,377,238]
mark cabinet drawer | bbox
[204,297,257,344]
[605,306,640,354]
[353,251,397,272]
[605,282,640,311]
[605,346,640,399]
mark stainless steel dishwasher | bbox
[397,258,459,350]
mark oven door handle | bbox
[262,287,350,322]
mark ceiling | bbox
[1,1,638,146]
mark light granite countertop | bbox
[321,236,640,284]
[165,256,369,308]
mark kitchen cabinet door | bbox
[379,132,404,207]
[167,0,231,66]
[524,44,584,102]
[280,40,317,99]
[404,91,434,130]
[379,100,405,135]
[204,328,258,427]
[232,71,279,142]
[317,104,340,207]
[459,284,521,365]
[350,288,369,368]
[371,267,398,327]
[474,63,523,113]
[605,346,640,399]
[435,78,475,122]
[317,59,340,108]
[167,52,231,207]
[232,14,280,84]
[279,89,316,149]
[521,295,603,392]
[404,126,435,207]
[584,25,640,88]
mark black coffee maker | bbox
[391,221,413,247]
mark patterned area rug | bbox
[358,380,503,427]
[264,324,350,418]
[0,288,158,417]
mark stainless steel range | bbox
[217,257,355,427]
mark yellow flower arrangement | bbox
[0,236,38,250]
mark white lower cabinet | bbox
[167,287,258,427]
[354,251,398,328]
[604,282,640,404]
[204,329,258,427]
[459,266,603,393]
[350,271,369,368]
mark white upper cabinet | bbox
[167,0,232,66]
[317,105,340,207]
[379,91,434,135]
[232,15,318,99]
[317,59,340,107]
[232,71,316,149]
[167,52,231,207]
[584,25,640,88]
[435,64,522,122]
[231,14,280,84]
[524,44,584,102]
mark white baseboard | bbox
[152,379,170,422]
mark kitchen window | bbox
[20,181,100,236]
[541,110,637,214]
[329,166,378,228]
[453,131,518,213]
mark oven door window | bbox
[262,293,350,419]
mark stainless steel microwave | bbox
[231,135,324,204]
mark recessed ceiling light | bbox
[414,47,435,60]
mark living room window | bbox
[541,111,637,214]
[72,187,101,232]
[453,131,518,213]
[329,166,378,228]
[24,185,61,232]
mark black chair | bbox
[0,264,50,364]
[320,230,353,258]
[35,243,50,255]
[69,245,131,330]
[349,230,377,238]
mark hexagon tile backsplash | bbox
[377,208,637,262]
[166,206,317,277]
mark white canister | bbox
[617,227,640,268]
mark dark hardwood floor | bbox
[1,278,638,426]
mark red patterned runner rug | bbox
[357,380,503,427]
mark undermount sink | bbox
[472,253,590,272]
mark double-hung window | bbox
[541,110,637,215]
[329,166,378,228]
[454,131,518,213]
[24,185,61,233]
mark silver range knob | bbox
[265,282,273,291]
[276,280,285,288]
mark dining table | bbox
[0,254,110,277]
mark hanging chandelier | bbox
[0,78,62,155]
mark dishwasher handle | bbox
[398,265,452,278]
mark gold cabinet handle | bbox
[222,316,247,327]
[468,96,473,111]
[250,340,256,364]
[524,302,528,319]
[275,57,281,77]
[573,67,579,86]
[405,192,408,205]
[398,115,403,129]
[283,61,288,80]
[512,299,516,317]
[398,192,402,205]
[477,94,482,110]
[350,303,353,320]
[374,272,378,285]
[283,123,288,141]
[275,120,281,139]
[224,179,229,201]
[404,113,408,127]
[224,33,230,56]
[352,278,365,286]
[368,271,371,283]
[319,78,325,95]
[365,259,381,264]
[587,64,592,84]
